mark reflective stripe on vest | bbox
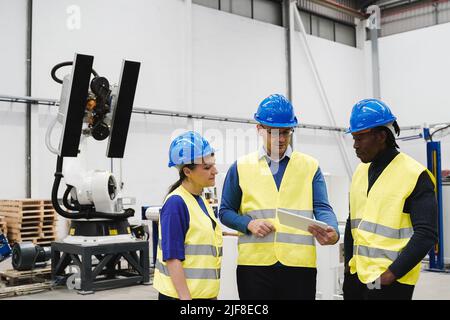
[277,233,315,245]
[354,245,399,262]
[158,242,223,257]
[351,219,361,229]
[245,209,313,220]
[239,233,275,244]
[237,151,319,267]
[156,261,221,279]
[246,209,276,220]
[351,219,414,239]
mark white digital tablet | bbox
[277,209,328,232]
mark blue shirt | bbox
[160,194,215,261]
[219,155,339,236]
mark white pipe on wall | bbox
[184,0,193,115]
[292,2,353,180]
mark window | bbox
[299,9,356,47]
[299,10,311,34]
[253,0,282,26]
[220,0,232,12]
[193,0,219,10]
[193,0,283,27]
[318,17,334,41]
[335,23,356,47]
[230,0,252,18]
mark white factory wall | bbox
[0,0,28,199]
[364,22,450,170]
[192,5,287,117]
[0,0,369,238]
[291,31,367,183]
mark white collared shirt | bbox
[258,145,293,163]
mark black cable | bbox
[50,61,99,84]
[63,185,79,211]
[52,156,88,219]
[430,124,450,142]
[52,156,135,220]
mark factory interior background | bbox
[0,0,450,301]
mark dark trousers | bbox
[159,292,178,300]
[343,272,415,300]
[237,264,317,300]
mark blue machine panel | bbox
[0,233,11,261]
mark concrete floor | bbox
[1,259,449,300]
[0,258,158,300]
[413,269,450,300]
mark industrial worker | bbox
[219,94,339,300]
[343,98,438,300]
[153,131,223,300]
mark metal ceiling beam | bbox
[357,0,380,10]
[305,0,369,18]
[377,0,423,10]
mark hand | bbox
[247,219,275,238]
[380,269,396,286]
[308,225,338,245]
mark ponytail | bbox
[167,179,183,195]
[167,164,196,195]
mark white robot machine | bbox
[48,54,138,244]
[47,53,149,293]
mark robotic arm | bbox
[48,53,140,222]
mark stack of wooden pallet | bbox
[0,215,6,235]
[0,199,58,246]
[0,266,53,299]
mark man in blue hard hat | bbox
[219,94,339,300]
[344,98,438,300]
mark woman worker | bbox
[153,131,223,300]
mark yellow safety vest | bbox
[349,152,435,285]
[153,185,223,299]
[237,151,319,267]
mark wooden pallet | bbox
[0,282,53,299]
[7,226,57,242]
[6,220,58,232]
[0,216,6,235]
[0,199,58,246]
[0,266,52,286]
[8,235,57,245]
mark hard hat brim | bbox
[254,115,298,128]
[346,117,396,134]
[168,148,216,168]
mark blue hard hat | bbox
[168,131,215,167]
[254,94,298,128]
[346,98,397,134]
